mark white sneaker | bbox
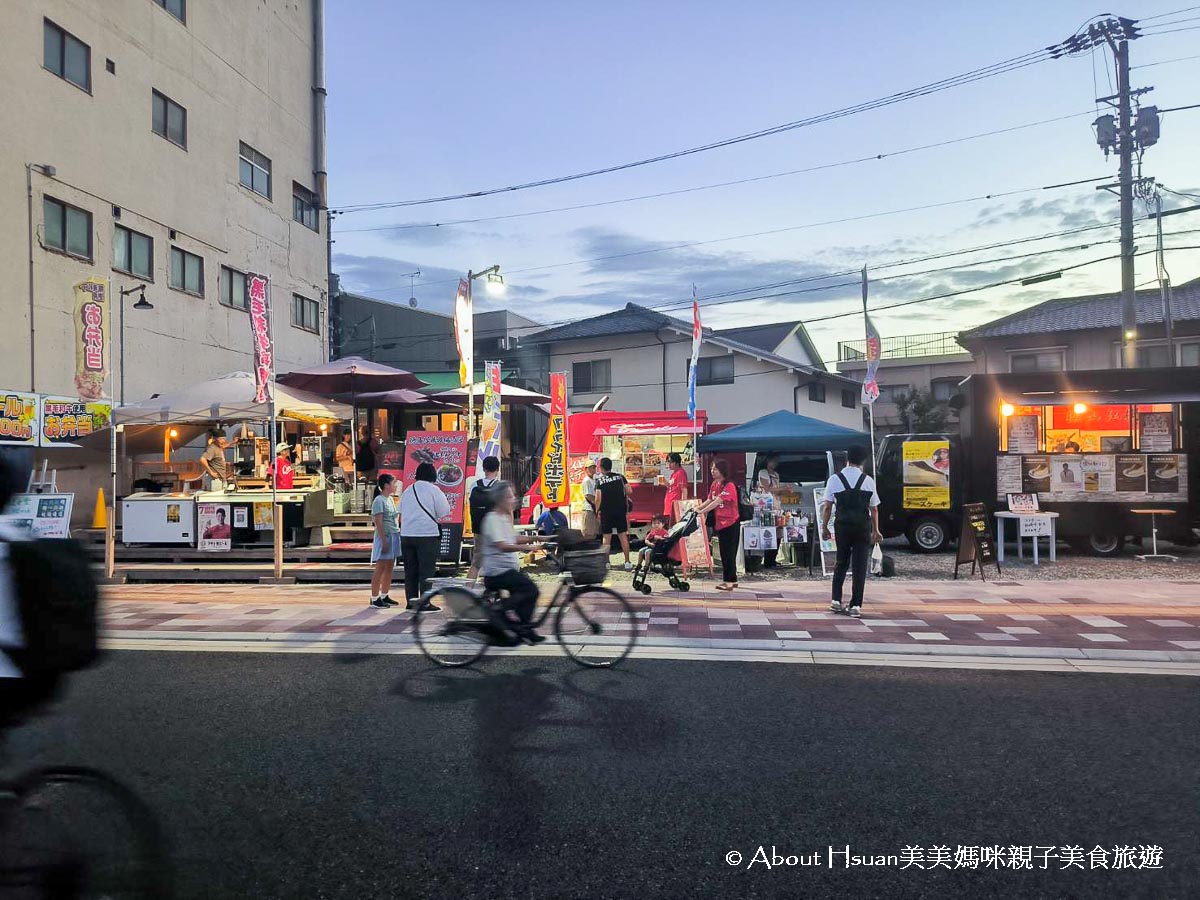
[829,601,845,613]
[623,561,633,571]
[848,607,862,618]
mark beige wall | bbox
[549,333,863,429]
[0,0,327,405]
[969,330,1200,374]
[838,353,978,429]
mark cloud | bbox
[973,192,1114,230]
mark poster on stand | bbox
[198,503,232,551]
[901,439,950,509]
[40,396,111,446]
[0,391,39,446]
[1139,412,1174,452]
[403,430,469,561]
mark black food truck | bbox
[877,369,1199,555]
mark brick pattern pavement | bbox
[101,579,1200,660]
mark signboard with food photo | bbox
[0,392,39,447]
[1021,455,1051,494]
[40,396,112,447]
[403,431,469,524]
[901,439,950,509]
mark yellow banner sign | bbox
[902,439,950,509]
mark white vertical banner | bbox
[454,278,473,387]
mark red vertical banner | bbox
[247,274,273,403]
[540,373,569,508]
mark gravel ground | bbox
[530,537,1200,587]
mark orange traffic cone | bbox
[93,488,108,529]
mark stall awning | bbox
[114,372,352,425]
[696,410,868,453]
[593,417,708,437]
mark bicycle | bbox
[413,547,638,669]
[0,763,171,897]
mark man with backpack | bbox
[466,456,501,581]
[820,445,883,618]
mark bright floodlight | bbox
[485,271,506,296]
[1073,403,1088,415]
[1001,403,1015,417]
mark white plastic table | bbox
[994,511,1059,564]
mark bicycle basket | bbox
[564,548,608,585]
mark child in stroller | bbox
[631,509,699,594]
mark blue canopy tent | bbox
[696,410,869,454]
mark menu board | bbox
[1007,416,1039,454]
[1000,453,1186,501]
[1021,455,1051,494]
[996,456,1023,495]
[0,492,74,538]
[955,502,998,580]
[403,431,469,563]
[902,439,951,510]
[1139,412,1174,453]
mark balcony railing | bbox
[838,331,966,362]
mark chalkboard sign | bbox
[954,502,1000,580]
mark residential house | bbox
[524,303,863,429]
[836,332,979,435]
[957,276,1200,372]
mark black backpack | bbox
[468,478,497,532]
[833,471,873,533]
[6,538,101,680]
[737,485,755,522]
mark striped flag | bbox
[687,288,702,420]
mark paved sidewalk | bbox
[100,578,1200,674]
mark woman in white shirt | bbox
[399,462,451,611]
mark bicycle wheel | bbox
[413,587,492,667]
[8,766,171,898]
[555,586,638,668]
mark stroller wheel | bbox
[678,581,690,592]
[640,584,652,594]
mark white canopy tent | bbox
[114,372,351,424]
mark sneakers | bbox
[407,600,440,613]
[829,600,845,613]
[623,561,633,571]
[848,606,862,618]
[522,630,547,645]
[380,595,399,608]
[369,597,390,609]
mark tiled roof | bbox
[960,276,1200,341]
[716,321,801,352]
[523,303,675,343]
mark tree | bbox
[895,388,950,433]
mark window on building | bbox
[841,388,856,409]
[878,384,911,403]
[219,266,249,311]
[154,0,186,24]
[43,196,92,260]
[43,19,90,92]
[238,142,272,198]
[292,294,319,333]
[931,378,958,402]
[151,90,187,148]
[1181,343,1200,367]
[693,355,734,386]
[113,225,153,279]
[1010,349,1065,373]
[572,359,611,394]
[808,382,826,403]
[292,183,320,232]
[169,246,203,296]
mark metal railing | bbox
[838,331,966,361]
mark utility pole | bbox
[1113,38,1138,369]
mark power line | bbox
[333,112,1097,234]
[1140,5,1200,22]
[1132,52,1200,67]
[332,45,1060,213]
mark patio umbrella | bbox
[350,388,451,408]
[114,372,351,424]
[429,382,550,405]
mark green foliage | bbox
[895,388,950,433]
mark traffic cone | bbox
[92,488,108,529]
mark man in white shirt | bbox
[580,460,598,538]
[820,445,882,618]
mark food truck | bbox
[878,369,1199,555]
[521,410,707,527]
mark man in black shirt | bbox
[593,457,633,570]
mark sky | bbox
[325,1,1200,366]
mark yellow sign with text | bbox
[902,440,950,510]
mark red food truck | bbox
[521,410,708,528]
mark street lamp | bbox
[464,265,503,435]
[118,284,154,405]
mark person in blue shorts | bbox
[369,473,401,608]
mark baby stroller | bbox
[631,509,699,594]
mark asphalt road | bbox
[6,651,1198,899]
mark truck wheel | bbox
[1084,531,1125,557]
[906,516,949,553]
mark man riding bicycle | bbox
[476,481,550,644]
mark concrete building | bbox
[957,277,1200,373]
[836,332,979,435]
[525,303,862,429]
[2,0,330,405]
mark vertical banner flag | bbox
[476,361,503,478]
[454,278,473,387]
[861,267,881,405]
[540,372,569,508]
[687,289,702,420]
[73,277,109,400]
[247,273,273,403]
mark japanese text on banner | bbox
[540,373,569,508]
